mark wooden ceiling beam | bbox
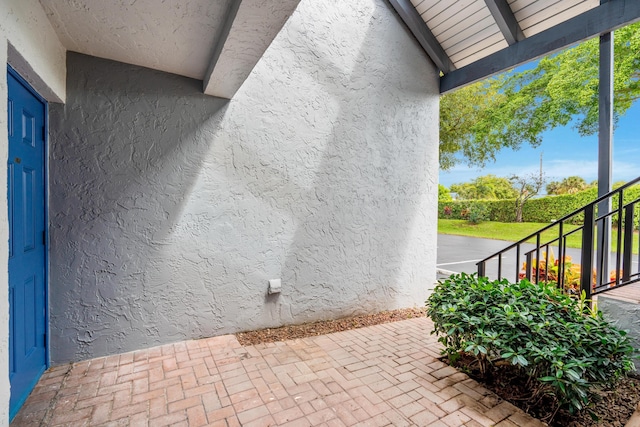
[484,0,524,45]
[387,0,455,73]
[441,0,640,93]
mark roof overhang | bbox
[388,0,640,94]
[203,0,301,99]
[40,0,301,100]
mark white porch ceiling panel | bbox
[392,0,640,93]
[411,0,597,70]
[510,0,598,37]
[413,0,508,68]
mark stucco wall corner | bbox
[1,0,66,421]
[1,0,66,102]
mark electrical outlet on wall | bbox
[268,279,281,294]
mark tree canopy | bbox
[438,184,453,201]
[510,173,546,222]
[450,174,518,200]
[546,176,591,195]
[440,22,640,169]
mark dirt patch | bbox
[235,307,427,346]
[447,353,640,427]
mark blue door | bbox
[7,68,47,420]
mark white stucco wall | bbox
[1,1,66,102]
[0,1,65,423]
[49,0,440,364]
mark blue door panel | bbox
[8,162,13,259]
[24,275,37,354]
[22,167,35,251]
[22,110,35,147]
[7,68,47,420]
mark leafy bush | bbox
[438,185,640,225]
[439,200,513,222]
[467,204,488,224]
[439,184,453,202]
[438,198,516,222]
[426,273,635,416]
[520,250,622,294]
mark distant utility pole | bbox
[539,152,543,183]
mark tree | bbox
[438,184,452,201]
[440,81,507,170]
[511,173,546,222]
[450,174,518,200]
[439,22,640,169]
[546,176,590,195]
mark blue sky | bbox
[438,80,640,190]
[439,102,640,188]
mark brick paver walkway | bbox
[11,317,544,426]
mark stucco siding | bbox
[1,1,66,102]
[0,1,65,423]
[49,0,439,364]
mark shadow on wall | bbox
[47,0,438,365]
[212,0,439,328]
[279,0,438,321]
[49,52,229,362]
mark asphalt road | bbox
[436,234,586,282]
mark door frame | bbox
[7,64,50,421]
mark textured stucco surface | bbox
[598,296,640,370]
[49,0,439,364]
[1,0,66,101]
[40,0,232,81]
[0,1,65,423]
[203,0,301,98]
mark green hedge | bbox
[438,199,515,222]
[439,185,640,224]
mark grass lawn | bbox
[438,219,639,254]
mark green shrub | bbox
[439,184,453,202]
[467,204,488,224]
[426,273,635,415]
[437,199,515,222]
[438,184,640,225]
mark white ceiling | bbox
[39,0,233,81]
[411,0,598,69]
[38,0,636,97]
[38,0,301,98]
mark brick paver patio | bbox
[11,317,544,426]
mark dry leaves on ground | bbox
[235,307,427,346]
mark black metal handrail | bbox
[477,176,640,298]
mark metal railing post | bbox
[534,234,540,283]
[581,205,595,300]
[515,244,521,283]
[623,204,634,282]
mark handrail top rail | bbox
[476,175,640,265]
